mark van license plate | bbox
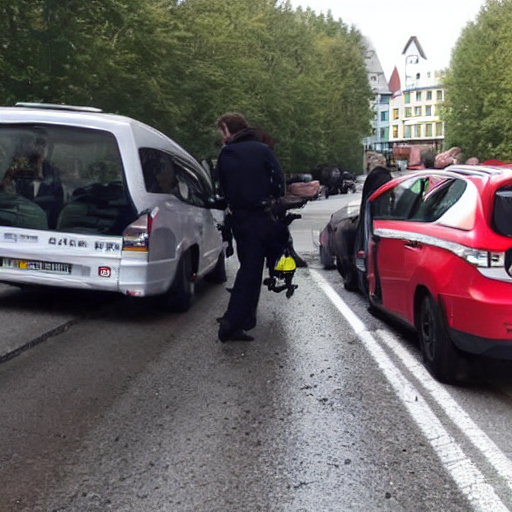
[2,258,71,274]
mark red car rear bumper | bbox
[449,328,512,358]
[444,291,512,357]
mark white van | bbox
[0,103,226,311]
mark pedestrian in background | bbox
[215,112,286,342]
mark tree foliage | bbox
[443,0,512,161]
[0,0,373,172]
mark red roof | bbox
[388,66,401,94]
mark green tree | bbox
[0,0,182,127]
[444,0,512,161]
[167,0,372,171]
[0,0,373,173]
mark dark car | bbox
[319,166,392,291]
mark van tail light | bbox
[122,207,159,252]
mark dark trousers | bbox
[223,210,287,333]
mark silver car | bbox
[0,103,226,311]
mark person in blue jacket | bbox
[215,112,286,342]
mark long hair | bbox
[216,112,250,135]
[217,113,275,148]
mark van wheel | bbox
[205,250,227,283]
[158,251,195,312]
[418,293,462,383]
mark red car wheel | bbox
[418,293,465,384]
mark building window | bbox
[426,124,433,137]
[426,105,432,116]
[405,92,411,104]
[436,122,443,136]
[414,125,421,137]
[404,126,411,138]
[436,90,443,101]
[405,107,412,118]
[381,111,388,122]
[380,96,390,105]
[380,127,388,139]
[414,106,422,117]
[393,108,399,120]
[427,90,432,101]
[416,91,422,101]
[392,125,399,138]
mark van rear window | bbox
[0,124,136,234]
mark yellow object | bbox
[274,254,296,272]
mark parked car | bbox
[340,171,357,194]
[0,103,227,312]
[286,174,321,200]
[319,198,360,272]
[319,165,393,289]
[320,165,512,383]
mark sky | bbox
[288,0,487,81]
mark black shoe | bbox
[230,329,254,342]
[243,317,256,331]
[218,318,254,342]
[218,318,233,342]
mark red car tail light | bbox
[122,207,159,252]
[462,248,512,282]
[463,250,505,268]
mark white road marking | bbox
[311,269,510,512]
[377,328,512,492]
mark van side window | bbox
[172,158,209,207]
[140,148,177,194]
[140,148,210,207]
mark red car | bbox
[362,165,512,382]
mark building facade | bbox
[362,37,392,156]
[363,35,446,170]
[388,36,445,166]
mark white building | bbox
[388,36,445,160]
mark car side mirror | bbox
[493,188,512,236]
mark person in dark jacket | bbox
[215,112,286,342]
